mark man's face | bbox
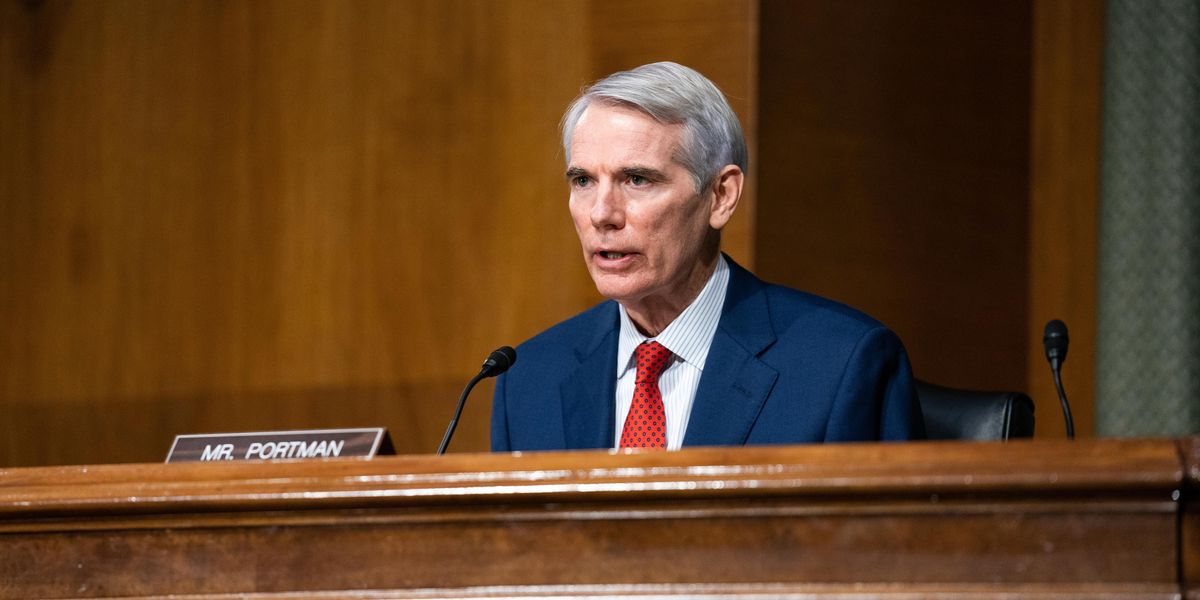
[566,103,723,316]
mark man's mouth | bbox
[599,251,628,259]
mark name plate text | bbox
[166,428,394,463]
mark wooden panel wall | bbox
[0,0,756,466]
[1028,0,1102,438]
[752,0,1101,436]
[756,0,1034,393]
[1,0,1102,465]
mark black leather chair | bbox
[916,380,1035,441]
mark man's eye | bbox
[629,175,647,186]
[573,176,590,187]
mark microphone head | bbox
[480,346,517,377]
[1042,319,1069,364]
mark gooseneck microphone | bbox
[1042,319,1075,439]
[436,346,517,455]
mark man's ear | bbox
[708,164,744,230]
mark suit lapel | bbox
[560,303,619,449]
[683,258,779,447]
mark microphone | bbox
[436,346,517,455]
[480,346,517,378]
[1042,320,1074,439]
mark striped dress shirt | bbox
[614,255,730,450]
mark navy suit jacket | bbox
[491,258,924,451]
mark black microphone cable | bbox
[1042,319,1074,439]
[437,346,517,455]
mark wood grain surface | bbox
[756,0,1034,394]
[754,0,1103,440]
[0,0,1107,465]
[1183,437,1200,599]
[0,438,1190,598]
[0,0,756,466]
[1028,0,1103,439]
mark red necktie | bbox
[619,341,672,449]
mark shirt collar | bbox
[616,254,730,377]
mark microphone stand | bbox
[1043,319,1075,440]
[1050,358,1074,440]
[437,346,516,455]
[437,370,488,456]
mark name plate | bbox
[166,428,395,463]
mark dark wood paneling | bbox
[1,0,1103,463]
[1184,437,1200,598]
[0,0,593,463]
[755,1,1034,393]
[0,1,756,466]
[1028,0,1102,438]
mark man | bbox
[491,62,924,452]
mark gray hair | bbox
[561,62,748,192]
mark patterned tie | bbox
[619,341,672,449]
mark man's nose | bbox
[590,181,625,229]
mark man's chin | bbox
[590,276,647,305]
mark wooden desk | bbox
[1,438,1197,598]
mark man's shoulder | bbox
[761,282,886,333]
[512,300,618,366]
[725,259,888,339]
